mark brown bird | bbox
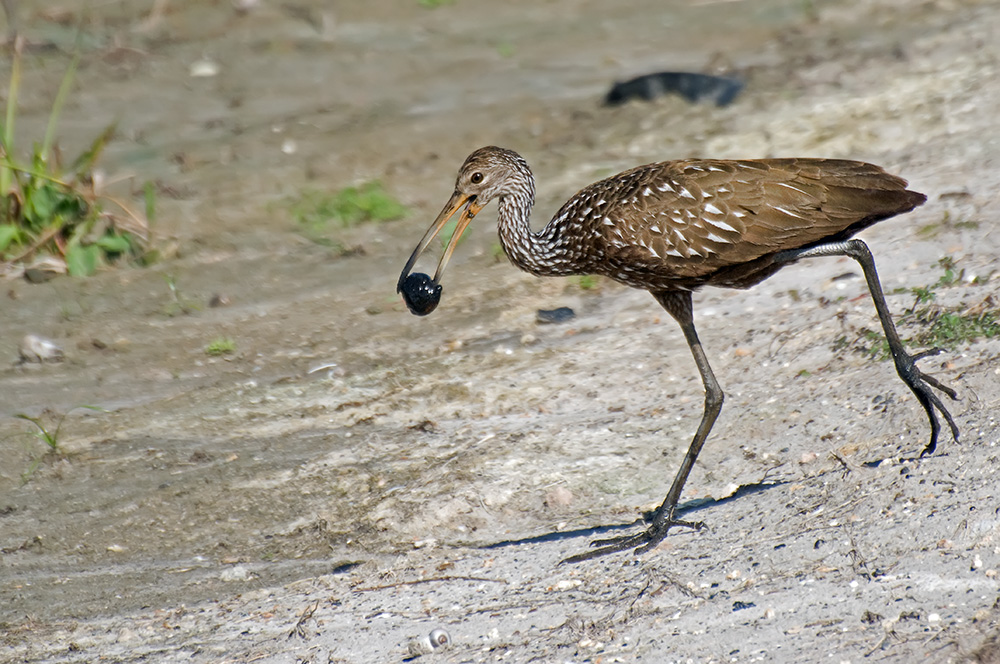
[397,146,959,563]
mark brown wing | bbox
[570,158,925,288]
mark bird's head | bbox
[453,145,532,204]
[396,147,532,313]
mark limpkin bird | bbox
[397,146,960,563]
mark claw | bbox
[920,371,959,400]
[897,349,960,457]
[911,347,944,363]
[560,517,705,564]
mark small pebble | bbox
[19,334,64,363]
[554,578,582,591]
[116,628,138,643]
[544,486,573,509]
[189,58,220,77]
[536,307,575,324]
[23,256,67,283]
[861,610,883,624]
[220,565,250,582]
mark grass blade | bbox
[41,52,81,167]
[144,181,156,222]
[0,36,24,202]
[70,121,117,177]
[14,413,57,450]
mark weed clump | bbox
[0,40,150,278]
[14,405,106,482]
[292,181,406,230]
[290,181,406,252]
[908,305,1000,349]
[205,337,236,356]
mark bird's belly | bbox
[595,263,702,292]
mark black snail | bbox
[399,272,442,316]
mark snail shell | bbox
[428,628,449,648]
[406,627,451,656]
[401,272,442,316]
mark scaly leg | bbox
[774,239,959,454]
[562,291,720,563]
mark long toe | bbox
[560,533,651,564]
[561,518,705,564]
[896,350,960,455]
[632,518,706,555]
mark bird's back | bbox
[549,158,926,291]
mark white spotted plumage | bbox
[442,146,925,292]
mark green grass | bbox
[15,408,94,452]
[291,182,406,231]
[495,41,515,58]
[0,40,150,276]
[14,413,75,452]
[857,329,892,361]
[910,309,1000,348]
[206,337,236,356]
[845,256,999,359]
[160,274,201,317]
[290,181,406,251]
[13,405,106,481]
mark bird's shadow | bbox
[479,478,787,551]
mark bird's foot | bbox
[560,516,704,564]
[895,347,960,456]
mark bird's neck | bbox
[497,191,577,277]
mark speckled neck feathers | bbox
[496,178,585,277]
[469,148,590,277]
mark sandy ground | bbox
[1,0,999,662]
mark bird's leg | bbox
[562,291,721,564]
[773,239,959,455]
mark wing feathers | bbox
[565,158,924,287]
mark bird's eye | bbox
[470,172,484,184]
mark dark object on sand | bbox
[397,146,959,564]
[605,72,744,107]
[536,307,576,324]
[400,272,442,316]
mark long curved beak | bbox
[397,190,484,292]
